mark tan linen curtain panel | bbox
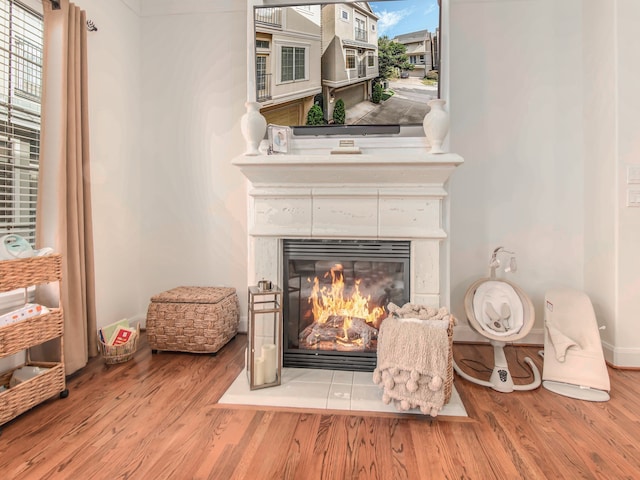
[37,0,97,375]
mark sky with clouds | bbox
[369,0,439,39]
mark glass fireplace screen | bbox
[282,239,410,371]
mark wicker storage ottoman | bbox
[146,286,239,354]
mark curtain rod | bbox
[49,1,98,31]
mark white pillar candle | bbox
[262,343,277,383]
[253,356,265,386]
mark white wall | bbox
[74,0,249,331]
[613,0,640,364]
[72,0,144,329]
[582,0,617,358]
[448,0,584,339]
[139,0,249,324]
[67,0,639,363]
[582,0,640,366]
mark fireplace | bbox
[282,239,410,371]
[233,138,463,371]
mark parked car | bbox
[400,71,409,79]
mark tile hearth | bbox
[218,367,467,417]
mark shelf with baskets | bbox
[0,254,68,430]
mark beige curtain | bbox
[36,0,97,375]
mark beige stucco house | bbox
[254,5,322,125]
[393,28,439,78]
[321,2,379,120]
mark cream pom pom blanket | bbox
[373,304,453,416]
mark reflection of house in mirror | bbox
[392,28,440,78]
[254,6,322,126]
[321,2,379,121]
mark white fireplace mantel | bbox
[233,138,463,187]
[233,153,462,187]
[233,141,463,331]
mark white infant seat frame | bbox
[453,249,541,393]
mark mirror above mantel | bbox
[243,0,451,156]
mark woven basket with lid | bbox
[146,286,239,354]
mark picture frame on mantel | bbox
[267,124,290,155]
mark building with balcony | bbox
[321,2,379,120]
[392,28,439,78]
[254,5,322,125]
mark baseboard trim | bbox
[129,314,640,367]
[454,325,640,368]
[602,341,640,368]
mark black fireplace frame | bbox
[282,239,410,372]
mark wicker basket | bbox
[0,308,64,357]
[0,254,66,426]
[444,316,455,404]
[0,254,62,293]
[146,286,239,354]
[97,324,140,364]
[0,361,65,425]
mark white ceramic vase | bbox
[240,101,267,156]
[422,98,450,154]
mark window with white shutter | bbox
[0,0,43,247]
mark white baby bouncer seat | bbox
[454,278,541,392]
[542,287,610,401]
[453,247,541,392]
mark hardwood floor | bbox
[1,333,639,479]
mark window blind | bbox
[0,0,43,247]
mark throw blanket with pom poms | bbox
[373,303,452,416]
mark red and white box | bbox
[0,303,50,327]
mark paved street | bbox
[348,77,438,125]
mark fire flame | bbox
[308,264,384,330]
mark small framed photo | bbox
[268,124,291,154]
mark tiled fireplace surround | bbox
[233,137,464,350]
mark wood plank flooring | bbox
[1,333,639,479]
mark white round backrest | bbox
[464,278,535,342]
